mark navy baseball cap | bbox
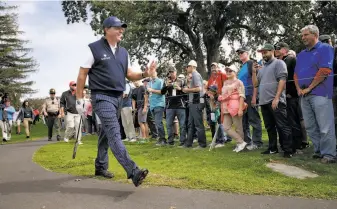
[103,16,127,28]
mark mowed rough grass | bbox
[33,128,337,200]
[1,122,47,144]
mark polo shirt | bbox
[149,78,165,111]
[295,42,334,98]
[238,60,254,96]
[283,55,298,98]
[257,58,287,105]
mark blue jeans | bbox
[301,95,336,159]
[151,107,166,143]
[166,109,186,144]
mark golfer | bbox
[75,16,156,187]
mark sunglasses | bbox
[274,45,281,50]
[237,51,245,55]
[72,84,76,87]
[225,69,234,73]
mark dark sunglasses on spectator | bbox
[72,84,76,86]
[226,69,234,73]
[274,45,281,50]
[237,51,245,55]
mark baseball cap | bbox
[257,43,275,52]
[69,81,76,86]
[319,34,331,42]
[188,60,197,67]
[168,66,177,72]
[211,62,218,67]
[103,16,127,28]
[178,74,185,79]
[49,88,56,94]
[225,64,239,73]
[142,78,150,83]
[236,47,250,53]
[274,42,289,50]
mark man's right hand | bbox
[142,108,147,115]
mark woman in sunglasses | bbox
[218,65,247,152]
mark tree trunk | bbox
[205,39,221,79]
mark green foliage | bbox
[61,1,332,78]
[0,2,38,97]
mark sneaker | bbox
[78,141,83,145]
[321,157,336,164]
[283,152,293,158]
[233,146,238,152]
[155,141,167,146]
[214,143,225,148]
[246,144,258,151]
[64,138,69,143]
[193,139,197,143]
[48,138,52,141]
[178,143,185,147]
[312,153,322,159]
[130,138,138,143]
[2,138,7,142]
[193,146,206,150]
[261,150,279,155]
[95,170,114,179]
[122,138,129,142]
[56,135,61,141]
[235,142,247,152]
[300,142,310,150]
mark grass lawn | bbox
[1,122,47,144]
[33,127,337,200]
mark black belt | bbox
[47,112,59,116]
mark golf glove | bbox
[76,99,85,116]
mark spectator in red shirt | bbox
[205,62,229,147]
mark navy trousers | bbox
[91,94,137,178]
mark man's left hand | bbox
[271,97,279,110]
[302,88,312,96]
[76,99,85,116]
[144,60,157,77]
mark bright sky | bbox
[8,1,100,99]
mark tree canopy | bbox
[0,2,38,99]
[62,1,335,78]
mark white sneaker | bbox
[233,146,238,152]
[235,142,247,152]
[78,141,83,145]
[215,144,225,148]
[64,138,69,143]
[122,138,129,142]
[247,144,256,150]
[130,138,138,142]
